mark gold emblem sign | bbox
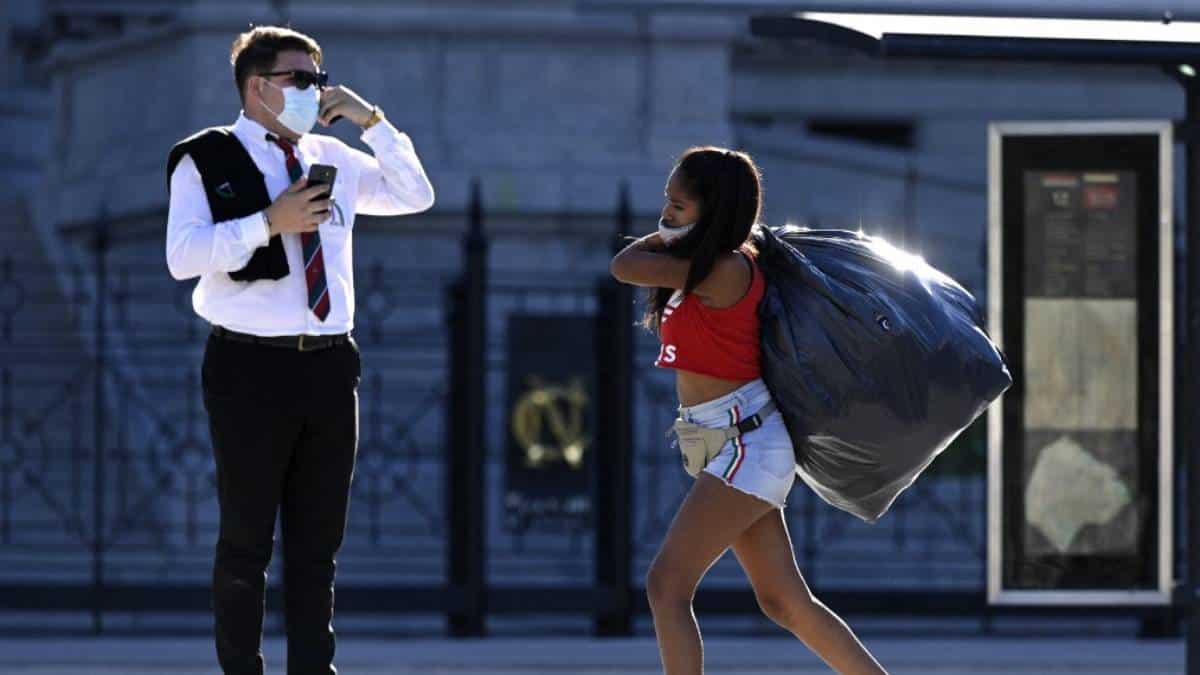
[511,376,590,469]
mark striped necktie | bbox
[269,135,330,321]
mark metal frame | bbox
[986,120,1174,606]
[578,1,1200,22]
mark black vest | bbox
[166,127,289,282]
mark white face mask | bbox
[658,217,696,244]
[260,80,320,136]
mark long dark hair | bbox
[643,146,763,332]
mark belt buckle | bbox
[298,335,313,352]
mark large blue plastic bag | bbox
[753,226,1011,523]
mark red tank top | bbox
[655,251,764,380]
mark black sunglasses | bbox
[259,69,329,90]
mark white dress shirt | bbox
[166,113,435,336]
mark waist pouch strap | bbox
[670,401,777,478]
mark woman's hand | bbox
[633,232,667,251]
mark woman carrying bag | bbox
[611,146,887,675]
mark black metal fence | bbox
[0,179,1114,637]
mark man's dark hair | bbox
[230,25,323,102]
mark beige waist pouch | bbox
[670,401,777,478]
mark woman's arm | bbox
[609,233,693,289]
[609,235,750,305]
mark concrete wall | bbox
[730,44,1182,294]
[35,1,1187,296]
[39,0,736,238]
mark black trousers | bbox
[202,333,361,675]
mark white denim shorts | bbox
[677,378,796,508]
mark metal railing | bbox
[0,179,1019,637]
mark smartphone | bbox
[307,164,337,197]
[306,164,337,219]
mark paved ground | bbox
[0,636,1183,674]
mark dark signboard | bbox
[988,122,1172,605]
[504,315,596,531]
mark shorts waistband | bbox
[678,378,773,428]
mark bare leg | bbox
[647,473,775,675]
[732,510,887,675]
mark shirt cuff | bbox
[360,117,406,148]
[240,212,271,250]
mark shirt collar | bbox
[233,112,280,151]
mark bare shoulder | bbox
[714,251,752,281]
[695,251,752,307]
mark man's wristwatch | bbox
[362,105,384,130]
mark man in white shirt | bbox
[165,25,434,674]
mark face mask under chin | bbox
[658,217,697,244]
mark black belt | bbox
[731,401,777,436]
[212,326,350,352]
